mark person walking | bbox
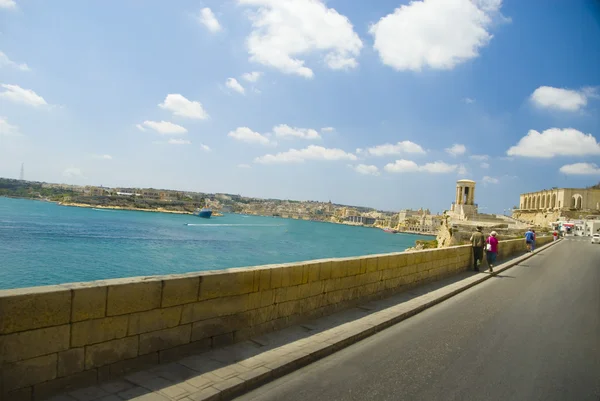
[470,226,485,272]
[531,229,537,252]
[485,231,499,272]
[553,229,558,242]
[525,228,534,252]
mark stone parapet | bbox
[0,236,552,400]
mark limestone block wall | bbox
[0,237,551,400]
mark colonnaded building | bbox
[518,187,600,211]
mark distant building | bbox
[518,187,600,211]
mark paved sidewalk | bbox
[48,240,561,401]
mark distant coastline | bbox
[58,201,193,215]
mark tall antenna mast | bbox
[19,163,24,181]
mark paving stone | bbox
[185,373,223,389]
[186,386,220,401]
[178,355,225,374]
[117,386,151,400]
[99,380,134,394]
[97,396,122,401]
[211,363,250,379]
[69,385,110,401]
[159,384,190,399]
[150,362,198,382]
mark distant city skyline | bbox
[1,0,599,214]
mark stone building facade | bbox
[519,187,600,211]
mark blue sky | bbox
[1,0,599,213]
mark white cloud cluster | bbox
[63,167,85,179]
[0,51,30,71]
[507,128,600,158]
[321,127,335,133]
[364,141,426,156]
[384,160,457,173]
[228,127,272,145]
[370,0,504,71]
[530,86,595,112]
[200,144,211,152]
[255,145,357,164]
[0,84,47,107]
[239,0,363,78]
[0,0,16,10]
[559,163,600,175]
[92,154,113,160]
[159,94,209,119]
[242,72,263,82]
[0,117,20,136]
[137,121,188,135]
[469,154,489,161]
[482,176,499,184]
[168,139,191,145]
[198,7,222,33]
[445,143,466,156]
[225,78,245,95]
[273,124,320,140]
[352,164,380,176]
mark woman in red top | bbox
[486,231,499,272]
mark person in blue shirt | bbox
[525,228,535,252]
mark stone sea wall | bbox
[0,236,552,400]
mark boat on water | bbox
[382,228,398,234]
[194,207,212,219]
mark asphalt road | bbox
[236,239,600,401]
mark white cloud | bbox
[238,164,252,169]
[158,94,209,119]
[463,97,475,104]
[384,159,457,173]
[63,167,85,178]
[0,84,47,107]
[480,162,490,168]
[369,0,504,71]
[529,86,595,112]
[242,72,263,82]
[321,127,335,132]
[445,144,467,156]
[197,7,222,32]
[457,164,468,175]
[239,0,363,78]
[0,116,20,136]
[255,145,357,164]
[92,154,113,160]
[507,128,600,158]
[139,120,188,135]
[352,164,380,176]
[0,0,16,10]
[168,139,191,145]
[559,163,600,175]
[0,51,30,71]
[228,127,272,145]
[273,124,320,140]
[365,141,426,156]
[226,78,245,95]
[200,144,211,152]
[482,176,499,184]
[469,154,489,161]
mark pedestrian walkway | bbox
[47,240,561,401]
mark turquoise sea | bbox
[0,197,432,290]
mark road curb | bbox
[211,239,564,400]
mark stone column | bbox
[456,186,461,204]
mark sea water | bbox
[0,197,433,290]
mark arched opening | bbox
[571,196,576,208]
[551,194,556,209]
[541,195,546,209]
[546,194,550,209]
[576,196,582,210]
